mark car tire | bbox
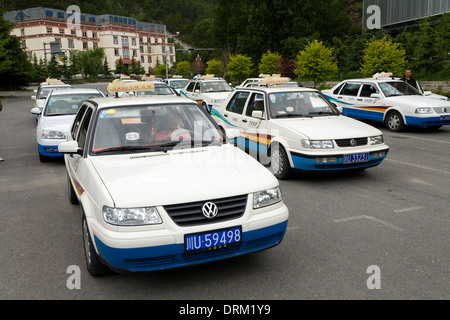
[82,214,110,277]
[68,173,79,205]
[269,143,291,179]
[385,111,405,132]
[39,152,49,163]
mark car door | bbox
[356,83,386,122]
[66,104,94,198]
[337,82,362,118]
[239,92,269,157]
[222,91,250,129]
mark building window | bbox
[71,29,76,35]
[93,43,98,50]
[47,27,52,33]
[113,36,118,44]
[21,29,25,36]
[82,31,87,38]
[123,48,130,59]
[114,48,119,56]
[92,32,97,39]
[59,29,65,34]
[83,42,88,50]
[121,36,129,46]
[132,50,137,57]
[132,38,136,46]
[68,39,74,48]
[141,56,144,63]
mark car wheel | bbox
[82,214,110,277]
[38,152,49,163]
[385,111,405,132]
[269,143,291,179]
[67,173,79,205]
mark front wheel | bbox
[269,143,291,179]
[82,214,110,276]
[385,111,405,132]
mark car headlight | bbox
[103,206,162,226]
[301,140,334,149]
[415,107,433,114]
[370,135,384,145]
[41,130,66,139]
[253,186,283,209]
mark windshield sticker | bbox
[125,132,140,141]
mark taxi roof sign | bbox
[107,79,155,93]
[373,72,394,79]
[45,78,63,84]
[261,74,289,85]
[141,75,155,81]
[201,74,215,80]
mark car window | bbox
[341,83,361,96]
[44,93,103,116]
[360,84,379,97]
[333,83,345,95]
[77,108,93,150]
[185,82,195,92]
[379,81,421,97]
[170,80,190,89]
[193,83,201,92]
[71,104,88,139]
[245,93,265,117]
[226,91,250,115]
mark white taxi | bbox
[211,77,389,179]
[58,80,289,276]
[181,74,234,113]
[31,78,72,122]
[164,76,190,93]
[322,73,450,131]
[31,88,104,162]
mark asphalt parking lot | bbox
[0,83,449,300]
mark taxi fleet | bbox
[322,73,450,131]
[58,80,289,276]
[211,76,389,179]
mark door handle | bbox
[224,114,228,117]
[242,119,248,123]
[357,98,363,101]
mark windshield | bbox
[269,91,339,118]
[202,81,233,93]
[379,81,421,97]
[44,93,102,116]
[91,103,225,154]
[135,84,176,96]
[37,86,71,99]
[169,80,190,89]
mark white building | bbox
[3,7,176,73]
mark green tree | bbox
[227,54,253,84]
[294,40,338,87]
[360,37,406,78]
[205,59,224,76]
[72,48,106,80]
[0,15,33,89]
[414,19,447,75]
[47,55,62,79]
[175,61,191,78]
[130,59,145,75]
[115,57,128,75]
[153,63,167,77]
[258,50,282,75]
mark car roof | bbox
[48,88,103,95]
[237,86,318,94]
[86,95,198,110]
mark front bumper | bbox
[289,147,389,171]
[404,115,450,127]
[38,143,64,157]
[90,203,289,272]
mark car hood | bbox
[40,115,76,132]
[271,115,381,140]
[385,95,450,107]
[90,144,277,207]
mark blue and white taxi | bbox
[164,76,190,93]
[211,77,389,179]
[181,74,234,113]
[58,80,289,276]
[31,88,104,162]
[322,73,450,131]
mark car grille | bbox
[163,194,248,227]
[334,137,368,147]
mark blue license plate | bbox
[185,226,242,253]
[440,116,450,121]
[343,153,369,164]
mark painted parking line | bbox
[334,215,405,232]
[384,158,450,175]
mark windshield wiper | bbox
[308,111,336,116]
[95,145,171,154]
[274,114,313,118]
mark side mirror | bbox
[251,110,264,119]
[58,141,83,155]
[225,128,241,140]
[31,95,36,100]
[370,93,381,99]
[31,107,41,115]
[423,91,432,96]
[195,89,200,93]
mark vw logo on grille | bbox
[350,139,357,147]
[202,202,218,219]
